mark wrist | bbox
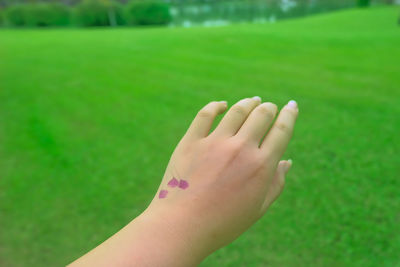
[129,207,208,266]
[68,206,208,267]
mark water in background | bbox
[168,0,387,27]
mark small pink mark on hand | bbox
[159,190,168,199]
[167,177,179,188]
[178,179,189,189]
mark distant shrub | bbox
[357,0,371,7]
[0,9,4,26]
[74,0,125,27]
[5,3,70,27]
[125,1,172,26]
[4,5,27,26]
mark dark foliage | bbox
[357,0,371,7]
[125,1,171,26]
[74,0,125,27]
[5,3,70,27]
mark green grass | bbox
[1,6,400,267]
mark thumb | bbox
[260,159,292,214]
[281,159,292,175]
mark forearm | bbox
[69,97,298,266]
[69,208,206,267]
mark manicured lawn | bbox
[1,6,399,266]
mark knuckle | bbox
[274,122,291,135]
[231,105,247,116]
[197,109,213,118]
[270,103,278,114]
[253,154,267,169]
[277,177,286,191]
[257,106,275,119]
[284,106,298,117]
[228,137,247,153]
[262,149,274,160]
[270,102,278,109]
[197,101,222,118]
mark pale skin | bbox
[69,96,298,267]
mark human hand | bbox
[144,96,298,262]
[69,97,298,267]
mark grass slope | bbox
[1,6,399,267]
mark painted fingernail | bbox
[253,96,261,102]
[178,179,189,189]
[287,100,298,109]
[167,177,179,188]
[159,190,168,199]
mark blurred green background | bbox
[1,0,400,266]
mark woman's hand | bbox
[145,96,298,262]
[69,97,298,267]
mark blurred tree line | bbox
[0,0,172,27]
[0,0,396,27]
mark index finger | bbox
[260,100,298,163]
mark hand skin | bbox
[69,97,298,267]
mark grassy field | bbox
[1,6,400,267]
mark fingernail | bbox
[253,96,261,102]
[285,159,293,173]
[287,100,297,109]
[219,101,227,105]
